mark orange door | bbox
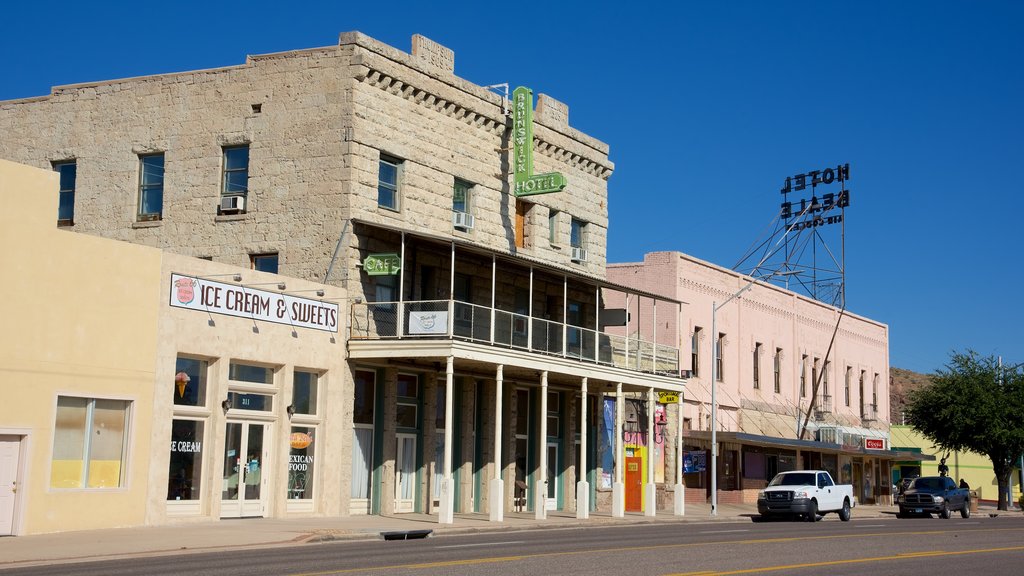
[625,456,642,512]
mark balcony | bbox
[861,403,878,423]
[814,394,833,417]
[350,299,680,376]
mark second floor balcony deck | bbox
[350,298,681,377]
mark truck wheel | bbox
[940,503,951,519]
[806,499,819,522]
[961,500,971,519]
[896,507,906,519]
[838,499,851,521]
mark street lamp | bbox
[710,270,800,516]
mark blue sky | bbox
[3,1,1021,374]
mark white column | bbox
[645,386,657,517]
[674,394,685,516]
[489,365,504,522]
[576,377,590,519]
[536,371,548,520]
[439,355,455,524]
[612,382,625,518]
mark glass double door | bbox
[221,421,269,518]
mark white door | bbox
[546,441,559,511]
[0,436,21,535]
[395,434,416,513]
[221,422,269,518]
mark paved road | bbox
[5,514,1024,575]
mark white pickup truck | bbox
[757,470,855,522]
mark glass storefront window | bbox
[174,357,208,407]
[354,371,375,425]
[51,397,130,489]
[292,370,319,415]
[168,419,204,500]
[288,426,316,500]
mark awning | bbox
[686,431,936,462]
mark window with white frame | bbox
[396,373,419,429]
[51,396,131,489]
[453,178,472,214]
[570,217,587,248]
[222,145,249,199]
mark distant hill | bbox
[889,367,934,423]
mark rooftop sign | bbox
[512,86,567,197]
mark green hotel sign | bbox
[363,253,401,276]
[513,86,567,197]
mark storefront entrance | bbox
[221,421,269,518]
[395,433,417,513]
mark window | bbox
[800,355,808,397]
[378,154,402,211]
[396,373,418,429]
[570,218,586,248]
[138,153,164,221]
[222,145,249,198]
[351,370,375,501]
[715,333,725,382]
[251,253,279,273]
[515,199,530,248]
[287,425,316,500]
[547,391,560,438]
[774,348,782,393]
[168,419,204,501]
[174,356,208,407]
[51,396,131,489]
[812,357,820,398]
[753,342,762,389]
[845,366,852,406]
[859,370,867,416]
[292,370,319,416]
[872,373,879,408]
[691,327,702,377]
[230,362,273,384]
[53,160,76,226]
[548,209,560,244]
[453,178,472,213]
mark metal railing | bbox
[350,299,680,376]
[861,403,878,422]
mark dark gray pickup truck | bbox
[896,476,971,518]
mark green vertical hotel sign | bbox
[513,86,567,197]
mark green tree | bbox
[905,351,1024,511]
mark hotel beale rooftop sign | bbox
[780,163,850,230]
[170,273,339,333]
[513,86,567,197]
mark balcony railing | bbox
[861,403,878,422]
[815,394,833,415]
[350,299,680,376]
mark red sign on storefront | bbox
[865,438,885,450]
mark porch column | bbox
[536,371,548,520]
[576,377,590,519]
[439,355,455,524]
[645,386,657,517]
[489,364,504,522]
[674,393,685,516]
[612,382,625,517]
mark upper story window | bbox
[515,199,531,248]
[774,348,782,393]
[378,154,402,211]
[138,153,164,221]
[691,327,702,378]
[452,178,474,230]
[548,209,560,244]
[251,252,279,274]
[174,356,208,407]
[292,370,319,416]
[845,366,852,406]
[800,354,808,397]
[53,160,76,226]
[715,333,725,382]
[570,218,588,262]
[221,145,249,213]
[752,342,762,389]
[396,373,419,429]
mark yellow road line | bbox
[662,545,1024,575]
[288,527,1024,576]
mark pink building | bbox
[607,251,908,505]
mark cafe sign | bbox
[658,391,679,404]
[512,86,567,197]
[363,253,401,276]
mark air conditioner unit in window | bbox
[220,195,246,213]
[452,211,475,230]
[570,246,588,262]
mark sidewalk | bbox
[0,502,920,569]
